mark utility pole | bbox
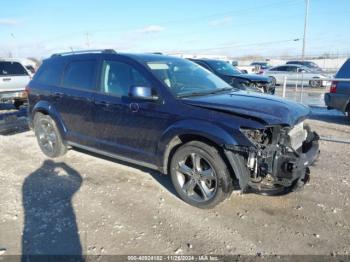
[300,0,310,102]
[85,32,90,48]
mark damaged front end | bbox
[224,122,320,195]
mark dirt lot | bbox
[0,114,349,258]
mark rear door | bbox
[0,61,31,92]
[52,58,98,145]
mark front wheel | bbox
[269,76,277,87]
[33,113,67,158]
[170,141,233,208]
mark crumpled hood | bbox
[183,91,310,126]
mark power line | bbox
[167,38,301,54]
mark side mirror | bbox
[129,86,158,101]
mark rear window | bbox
[34,60,65,86]
[62,60,97,90]
[0,61,28,76]
[336,59,350,78]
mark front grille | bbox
[288,122,307,150]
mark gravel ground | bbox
[0,115,349,258]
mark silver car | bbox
[264,64,328,88]
[0,59,31,108]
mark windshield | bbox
[305,62,319,68]
[146,59,233,97]
[206,60,242,76]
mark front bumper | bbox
[0,90,27,102]
[224,130,320,194]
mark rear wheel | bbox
[170,141,233,208]
[13,100,24,109]
[33,113,67,158]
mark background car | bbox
[190,58,275,94]
[286,60,323,72]
[264,64,328,87]
[0,59,31,108]
[250,62,272,74]
[324,58,350,118]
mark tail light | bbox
[330,81,337,93]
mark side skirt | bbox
[67,141,160,171]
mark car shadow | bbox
[21,160,84,261]
[73,147,178,198]
[0,103,29,135]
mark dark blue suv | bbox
[27,50,320,208]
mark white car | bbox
[0,59,31,108]
[264,64,329,87]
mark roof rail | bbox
[51,49,116,57]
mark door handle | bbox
[95,100,111,107]
[53,92,64,98]
[2,78,11,82]
[129,103,139,113]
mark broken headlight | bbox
[240,128,272,147]
[286,122,308,150]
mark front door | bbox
[93,59,172,165]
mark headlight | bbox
[287,122,307,150]
[240,128,272,146]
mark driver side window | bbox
[101,60,151,97]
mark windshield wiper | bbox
[208,87,238,94]
[177,87,237,98]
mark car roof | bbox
[270,64,309,70]
[287,60,313,64]
[45,51,185,64]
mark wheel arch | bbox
[157,120,239,175]
[31,101,67,139]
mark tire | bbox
[169,141,233,209]
[309,79,321,88]
[13,100,24,109]
[269,76,276,87]
[33,113,67,158]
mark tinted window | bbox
[205,60,242,75]
[0,61,28,76]
[286,66,298,72]
[101,61,151,97]
[335,59,350,78]
[273,66,288,72]
[194,61,212,71]
[62,60,97,90]
[34,60,65,86]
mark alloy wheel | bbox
[175,153,217,202]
